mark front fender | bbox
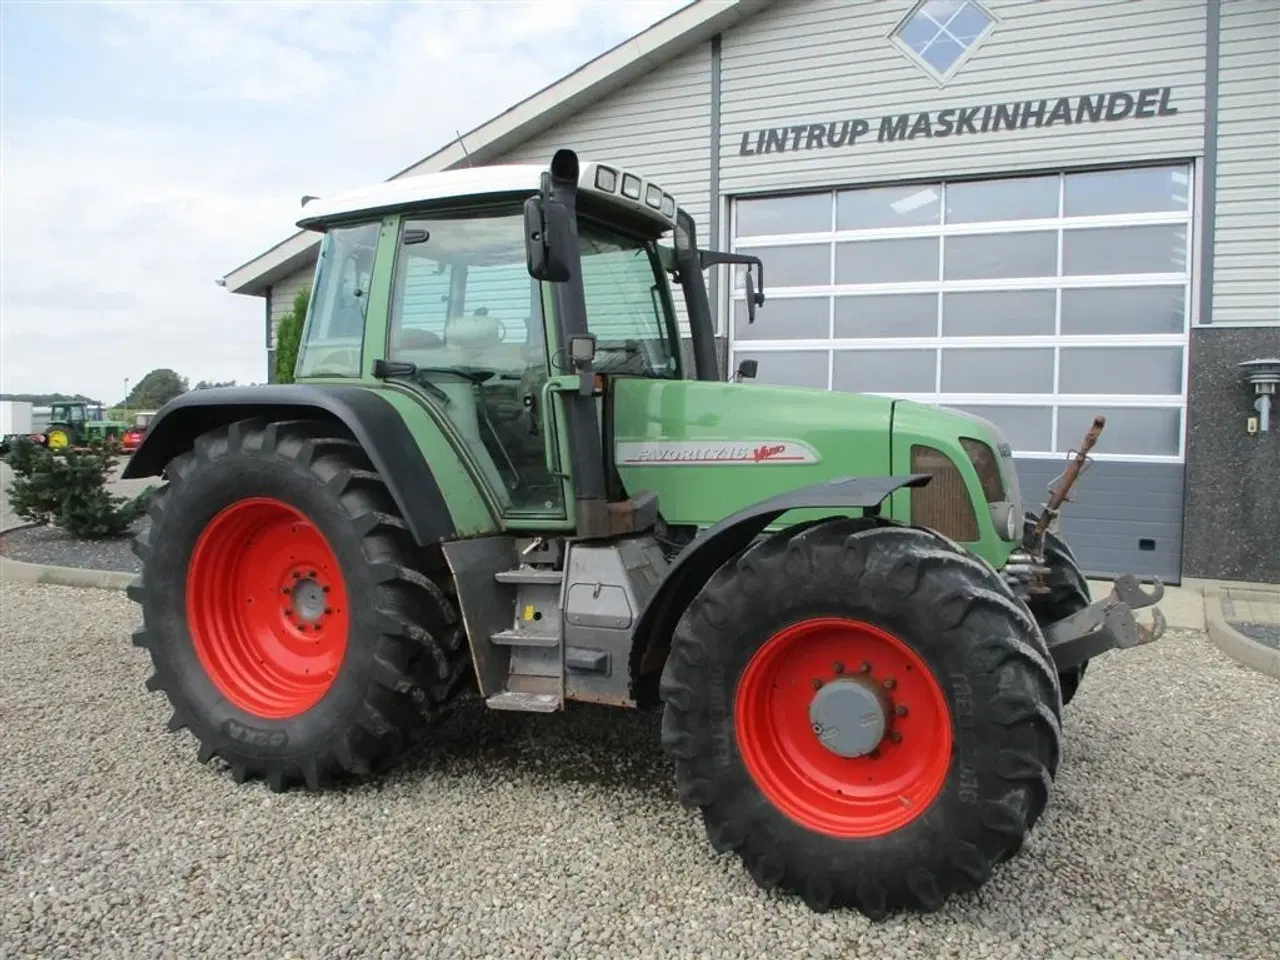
[628,473,932,699]
[122,384,464,546]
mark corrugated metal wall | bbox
[719,0,1206,195]
[1212,0,1280,324]
[497,42,715,336]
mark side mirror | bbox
[523,195,572,283]
[744,271,758,325]
[734,359,758,382]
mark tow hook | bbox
[1041,574,1168,672]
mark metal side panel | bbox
[440,536,519,698]
[562,536,670,707]
[1016,459,1185,584]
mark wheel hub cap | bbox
[809,679,887,758]
[290,577,328,624]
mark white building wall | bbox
[1211,0,1280,324]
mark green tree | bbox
[274,286,309,385]
[125,368,188,409]
[194,380,238,390]
[6,438,153,537]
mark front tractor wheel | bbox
[1023,513,1092,705]
[129,418,471,791]
[660,520,1063,918]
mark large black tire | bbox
[1022,513,1091,705]
[128,417,471,792]
[659,519,1063,918]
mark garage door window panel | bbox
[735,296,830,341]
[1064,165,1190,217]
[941,348,1055,394]
[736,193,833,237]
[1062,225,1188,276]
[1057,406,1182,457]
[836,183,942,230]
[734,243,830,289]
[942,290,1056,337]
[1059,347,1183,396]
[944,231,1058,281]
[1061,286,1186,336]
[835,293,938,338]
[945,174,1059,224]
[832,349,938,394]
[735,350,829,389]
[948,405,1053,452]
[836,237,939,285]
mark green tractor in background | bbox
[43,400,129,451]
[124,149,1166,918]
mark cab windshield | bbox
[386,208,680,381]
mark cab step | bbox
[485,691,561,713]
[491,628,559,648]
[485,675,563,713]
[494,567,563,585]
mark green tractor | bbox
[124,149,1166,917]
[43,400,128,451]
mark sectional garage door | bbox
[727,163,1193,582]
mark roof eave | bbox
[219,0,774,297]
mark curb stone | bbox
[1201,582,1280,681]
[0,554,136,592]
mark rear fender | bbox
[628,473,931,702]
[122,384,464,546]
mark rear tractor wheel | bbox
[129,417,472,791]
[660,520,1063,917]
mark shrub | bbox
[274,286,309,385]
[6,438,154,539]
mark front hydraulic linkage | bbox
[1041,574,1168,672]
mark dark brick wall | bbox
[1183,326,1280,583]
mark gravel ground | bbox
[3,581,1278,960]
[0,520,147,573]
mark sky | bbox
[0,0,691,404]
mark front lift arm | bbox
[1041,574,1167,672]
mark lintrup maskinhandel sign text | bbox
[736,86,1178,156]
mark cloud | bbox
[1,0,691,403]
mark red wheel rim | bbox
[734,617,952,838]
[185,497,350,719]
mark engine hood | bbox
[610,378,898,528]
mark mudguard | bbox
[628,473,932,694]
[122,384,458,546]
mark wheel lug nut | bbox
[308,570,318,578]
[832,661,845,675]
[281,587,289,595]
[895,705,909,717]
[883,677,896,690]
[322,586,331,594]
[292,572,301,579]
[890,731,902,744]
[860,661,872,673]
[812,678,824,690]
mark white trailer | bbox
[0,400,33,436]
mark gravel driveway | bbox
[3,581,1278,960]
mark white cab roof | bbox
[293,160,680,234]
[295,165,546,230]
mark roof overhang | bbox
[220,0,775,297]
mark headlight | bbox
[988,501,1020,541]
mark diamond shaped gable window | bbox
[892,0,996,82]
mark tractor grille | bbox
[910,444,980,542]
